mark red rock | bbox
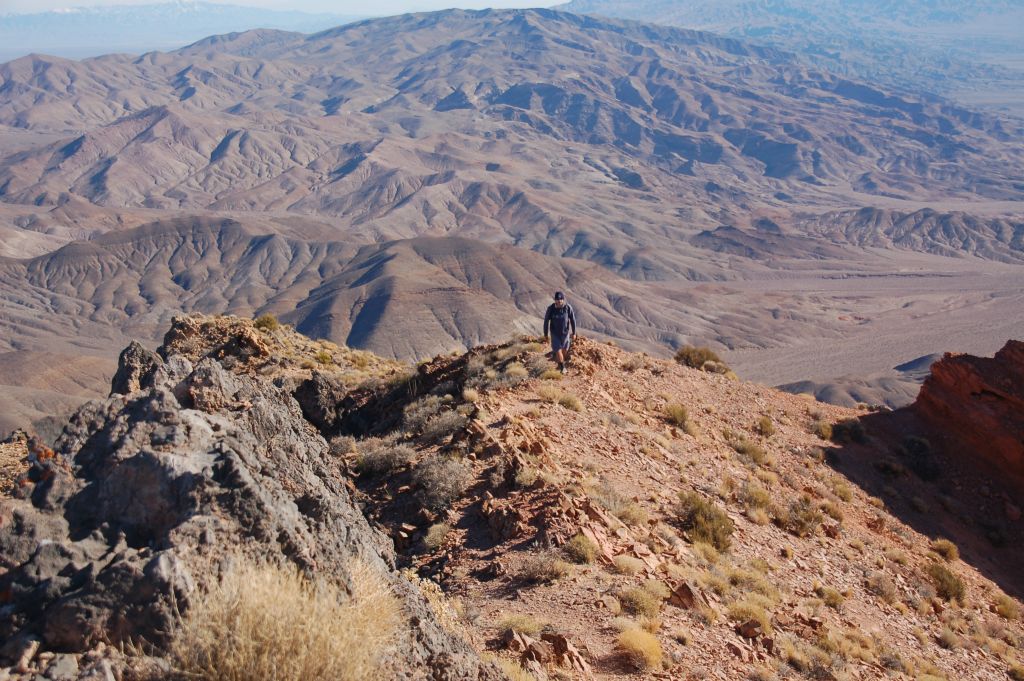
[668,580,709,609]
[736,620,762,638]
[914,341,1024,486]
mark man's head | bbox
[554,291,565,307]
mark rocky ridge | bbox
[2,315,1024,680]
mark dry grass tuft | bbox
[412,457,472,511]
[674,345,722,370]
[617,627,662,670]
[498,614,544,637]
[619,587,663,618]
[169,557,399,681]
[664,403,689,428]
[677,491,734,551]
[930,538,959,562]
[522,553,572,584]
[564,534,598,564]
[995,592,1020,621]
[613,555,645,575]
[423,523,451,551]
[926,562,965,602]
[253,314,280,332]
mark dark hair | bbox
[554,291,565,300]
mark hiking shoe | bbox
[558,362,566,374]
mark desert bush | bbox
[328,435,357,457]
[537,384,562,403]
[732,438,769,466]
[314,350,333,365]
[994,593,1020,620]
[613,555,645,575]
[902,436,940,481]
[727,597,773,634]
[622,355,645,371]
[461,387,479,403]
[404,395,444,432]
[820,500,844,522]
[866,572,898,604]
[564,534,598,564]
[497,614,543,638]
[522,553,571,584]
[930,538,959,562]
[618,502,649,527]
[937,627,960,649]
[811,420,833,440]
[421,410,469,441]
[830,479,853,502]
[1010,664,1024,681]
[617,627,662,670]
[743,479,771,509]
[815,585,845,609]
[619,587,662,617]
[558,392,583,411]
[504,362,529,381]
[780,495,822,538]
[677,491,734,551]
[830,418,866,444]
[253,314,280,332]
[674,345,722,369]
[358,441,415,478]
[926,562,965,602]
[412,457,472,511]
[169,557,398,681]
[495,659,537,681]
[539,368,563,380]
[692,541,720,564]
[755,416,775,437]
[423,523,452,551]
[664,403,689,428]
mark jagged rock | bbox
[109,342,162,396]
[540,632,591,674]
[668,580,709,610]
[481,494,532,541]
[736,619,763,638]
[293,371,348,436]
[914,340,1024,484]
[0,327,503,680]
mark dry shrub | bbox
[613,555,645,575]
[831,418,866,444]
[619,587,662,617]
[358,441,415,477]
[423,523,451,551]
[830,479,853,502]
[815,584,844,609]
[537,385,562,403]
[539,369,563,380]
[677,492,734,551]
[412,457,472,511]
[926,562,965,602]
[732,438,769,466]
[780,495,822,538]
[253,314,279,331]
[421,410,469,441]
[1010,664,1024,681]
[329,435,357,457]
[522,553,571,584]
[169,557,399,681]
[314,350,333,365]
[621,355,645,371]
[727,597,773,634]
[564,534,598,564]
[461,387,479,403]
[930,538,959,562]
[498,614,543,637]
[866,572,898,604]
[664,403,689,428]
[743,479,771,509]
[558,393,583,411]
[617,628,662,670]
[692,541,720,564]
[617,502,649,526]
[811,420,833,440]
[404,395,444,431]
[674,345,722,369]
[496,659,537,681]
[995,592,1020,620]
[755,416,775,437]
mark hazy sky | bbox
[0,0,546,13]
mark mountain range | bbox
[0,1,364,62]
[0,8,1022,434]
[557,0,1024,114]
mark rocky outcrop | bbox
[0,319,502,679]
[914,340,1024,484]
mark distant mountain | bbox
[557,0,1024,113]
[0,1,365,61]
[0,7,1022,428]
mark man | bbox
[543,291,577,374]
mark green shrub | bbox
[564,534,598,564]
[412,457,473,511]
[677,491,734,551]
[926,562,965,602]
[253,314,280,332]
[674,345,722,369]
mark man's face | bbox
[555,298,565,308]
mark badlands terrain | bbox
[0,8,1022,433]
